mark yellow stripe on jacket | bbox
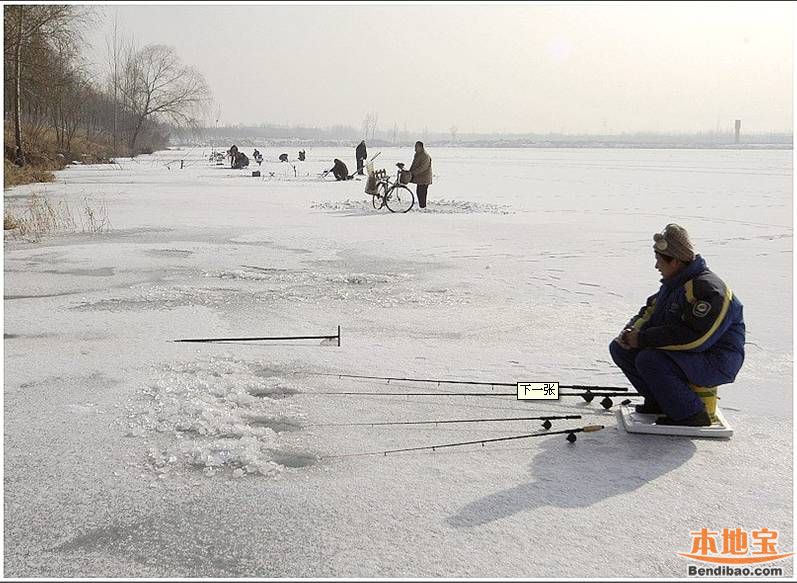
[631,303,656,331]
[684,280,695,303]
[660,287,733,351]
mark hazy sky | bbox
[83,1,794,134]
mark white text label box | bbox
[517,382,559,400]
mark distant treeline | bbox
[174,124,793,150]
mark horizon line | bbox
[196,125,794,137]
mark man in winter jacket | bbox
[232,151,249,169]
[330,158,351,181]
[609,224,745,426]
[408,141,432,209]
[355,140,367,175]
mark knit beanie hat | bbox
[652,223,695,262]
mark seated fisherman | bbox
[232,152,250,169]
[330,158,351,181]
[609,224,746,426]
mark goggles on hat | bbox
[653,233,668,251]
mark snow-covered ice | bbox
[3,146,793,577]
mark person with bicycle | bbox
[408,141,432,209]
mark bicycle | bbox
[367,162,415,213]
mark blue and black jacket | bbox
[626,255,746,383]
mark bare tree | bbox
[104,12,128,154]
[361,113,372,140]
[369,112,378,141]
[119,44,211,155]
[4,4,82,165]
[361,111,378,141]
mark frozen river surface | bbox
[3,146,793,577]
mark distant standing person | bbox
[355,140,368,175]
[229,144,239,168]
[409,141,432,209]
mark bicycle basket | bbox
[364,173,378,195]
[399,170,412,184]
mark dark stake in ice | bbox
[174,326,341,346]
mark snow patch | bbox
[196,267,463,308]
[127,357,309,477]
[310,199,372,213]
[310,198,513,214]
[421,199,514,214]
[205,268,405,286]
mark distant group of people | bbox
[228,146,308,168]
[327,140,432,209]
[227,140,434,210]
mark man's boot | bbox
[655,409,712,427]
[635,399,663,415]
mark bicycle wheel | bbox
[372,181,387,209]
[384,184,415,213]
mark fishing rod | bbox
[304,372,629,392]
[306,390,633,397]
[307,414,582,430]
[324,424,605,458]
[304,390,638,409]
